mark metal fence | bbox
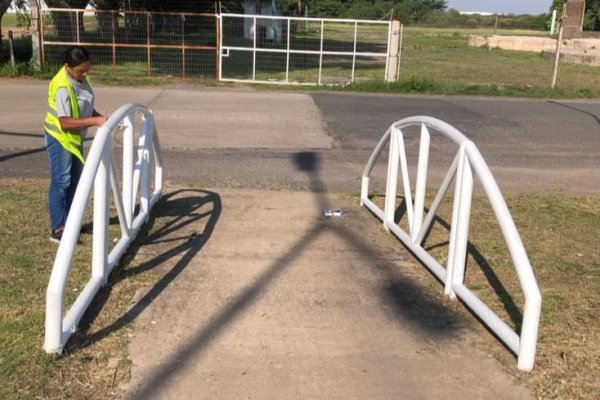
[44,103,163,354]
[41,8,219,78]
[219,14,391,85]
[40,9,393,84]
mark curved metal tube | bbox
[360,115,541,372]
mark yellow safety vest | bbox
[44,66,92,164]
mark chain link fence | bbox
[41,8,219,79]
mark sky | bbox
[446,0,554,15]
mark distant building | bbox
[459,11,495,16]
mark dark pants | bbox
[45,132,83,231]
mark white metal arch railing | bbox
[44,103,163,354]
[360,116,542,372]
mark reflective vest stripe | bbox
[44,66,92,164]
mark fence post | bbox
[28,0,42,70]
[551,4,566,89]
[111,11,116,77]
[386,9,401,82]
[146,12,151,77]
[318,19,324,85]
[8,31,15,67]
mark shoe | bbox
[50,227,64,244]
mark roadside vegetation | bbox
[2,9,600,98]
[1,179,599,399]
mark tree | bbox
[1,0,28,62]
[0,0,10,61]
[584,0,600,30]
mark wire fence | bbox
[41,8,219,79]
[219,14,391,85]
[38,9,597,92]
[39,8,393,84]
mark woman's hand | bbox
[93,115,108,126]
[59,113,108,131]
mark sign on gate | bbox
[219,14,391,85]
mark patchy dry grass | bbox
[0,179,165,399]
[368,190,600,399]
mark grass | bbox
[0,179,166,399]
[365,189,600,399]
[1,13,22,28]
[1,179,599,398]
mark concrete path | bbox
[121,187,532,400]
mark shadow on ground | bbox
[69,188,221,351]
[64,151,518,398]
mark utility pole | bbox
[28,0,42,70]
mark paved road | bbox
[1,80,599,194]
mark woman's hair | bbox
[63,46,91,67]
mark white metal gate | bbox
[219,14,391,85]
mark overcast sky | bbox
[446,0,553,15]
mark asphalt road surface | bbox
[1,81,598,195]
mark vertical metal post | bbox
[451,155,473,288]
[122,115,134,232]
[146,12,151,77]
[384,20,391,80]
[412,123,430,242]
[92,141,110,284]
[445,144,471,298]
[351,22,357,82]
[253,16,257,81]
[397,129,414,235]
[519,297,542,371]
[111,11,116,77]
[182,15,186,78]
[216,15,221,80]
[76,11,80,43]
[318,20,324,85]
[286,18,291,83]
[139,115,153,216]
[384,127,400,230]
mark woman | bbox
[44,46,107,243]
